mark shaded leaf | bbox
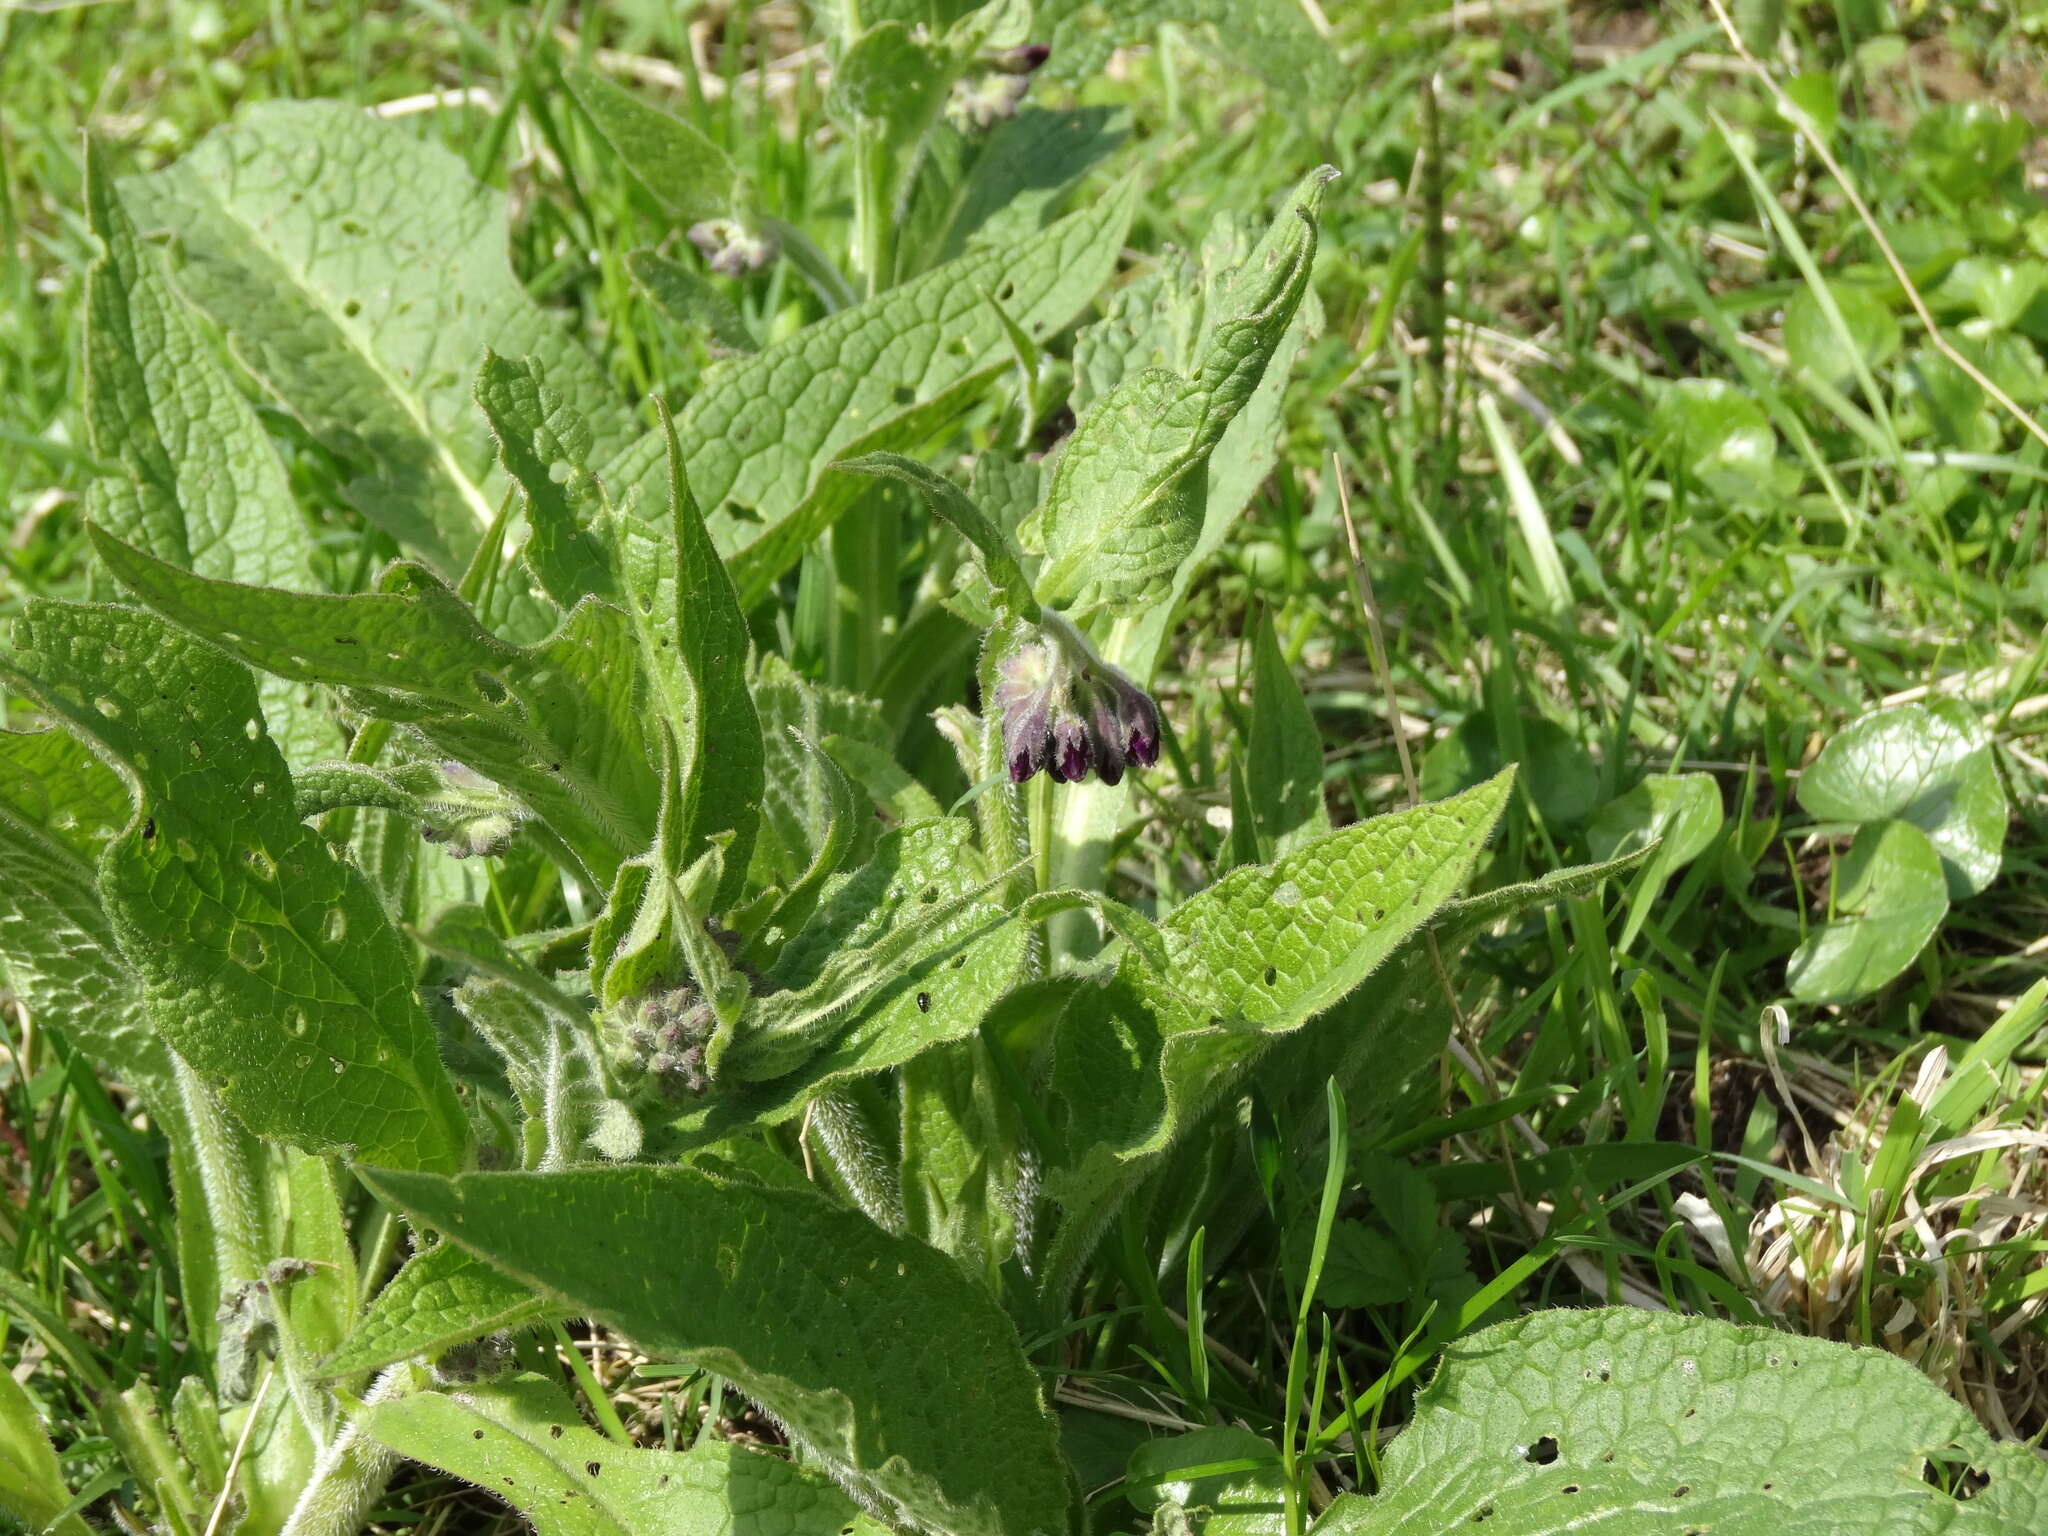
[1787,820,1949,1004]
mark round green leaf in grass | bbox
[1784,284,1901,389]
[1797,700,2007,897]
[1313,1308,2048,1535]
[1650,378,1793,511]
[1588,772,1724,885]
[1421,714,1596,828]
[1125,1427,1285,1536]
[1938,256,2048,330]
[1787,819,1949,1004]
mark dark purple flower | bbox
[988,621,1163,788]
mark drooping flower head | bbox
[989,617,1163,788]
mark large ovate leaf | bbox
[1798,700,2007,897]
[1025,169,1333,615]
[90,530,658,887]
[82,141,338,765]
[321,1241,551,1380]
[125,102,635,572]
[597,179,1137,603]
[1314,1309,2048,1534]
[364,1371,878,1536]
[0,603,470,1172]
[1043,772,1512,1295]
[1787,819,1949,1004]
[359,1163,1071,1536]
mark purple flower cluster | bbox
[992,625,1161,787]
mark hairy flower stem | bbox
[277,1364,419,1536]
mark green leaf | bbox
[1038,0,1334,95]
[1588,773,1723,878]
[1651,378,1791,510]
[903,106,1128,272]
[90,529,659,887]
[1245,611,1327,859]
[0,602,470,1172]
[0,1365,89,1536]
[82,140,337,765]
[834,452,1040,622]
[666,821,1031,1145]
[365,1371,876,1536]
[0,726,171,1109]
[125,102,635,572]
[1044,772,1512,1295]
[1798,700,2007,897]
[1784,284,1901,389]
[473,349,619,613]
[1422,713,1597,827]
[358,1163,1072,1536]
[752,656,891,889]
[628,248,758,356]
[563,66,738,224]
[1126,1427,1285,1536]
[1314,1308,2048,1534]
[1587,771,1725,949]
[1025,169,1334,614]
[1938,256,2048,330]
[656,403,763,911]
[322,1242,551,1379]
[597,180,1138,604]
[1787,819,1950,1004]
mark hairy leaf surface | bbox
[360,1163,1071,1536]
[322,1242,551,1379]
[597,181,1137,601]
[91,531,657,886]
[365,1371,876,1536]
[1315,1309,2048,1534]
[126,102,634,571]
[1,602,470,1172]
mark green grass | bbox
[5,0,2048,1526]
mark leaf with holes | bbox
[596,178,1137,604]
[0,602,470,1172]
[1041,771,1511,1295]
[124,102,635,573]
[1313,1308,2048,1534]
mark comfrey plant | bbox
[10,24,2040,1536]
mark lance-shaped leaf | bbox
[82,142,339,766]
[656,402,762,911]
[1245,611,1327,860]
[124,102,635,572]
[596,179,1138,602]
[359,1163,1072,1536]
[563,66,739,224]
[0,602,470,1173]
[321,1242,551,1380]
[366,1370,880,1536]
[1024,168,1334,614]
[90,529,658,886]
[1043,771,1511,1296]
[1314,1308,2048,1535]
[628,248,758,356]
